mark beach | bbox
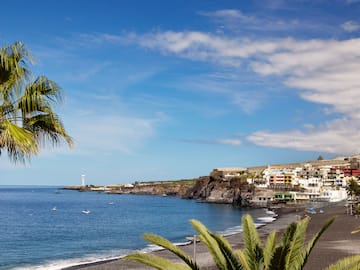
[64,203,360,270]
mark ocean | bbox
[0,186,267,270]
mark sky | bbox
[1,0,360,186]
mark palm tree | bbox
[126,214,360,270]
[347,179,360,200]
[0,41,73,162]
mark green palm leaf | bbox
[241,214,263,269]
[125,253,192,270]
[351,226,360,234]
[190,219,228,270]
[285,218,309,269]
[0,41,73,162]
[211,233,244,270]
[302,216,335,268]
[263,231,277,270]
[0,119,37,162]
[326,254,360,270]
[143,233,200,270]
[234,249,252,270]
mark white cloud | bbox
[217,139,242,146]
[181,138,242,146]
[248,118,360,155]
[128,31,360,154]
[201,9,257,24]
[341,20,360,32]
[200,9,316,34]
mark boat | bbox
[82,210,91,214]
[52,207,57,211]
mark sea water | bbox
[0,186,267,270]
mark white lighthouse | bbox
[81,174,86,187]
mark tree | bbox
[317,155,324,160]
[126,214,350,270]
[0,41,73,162]
[347,179,360,200]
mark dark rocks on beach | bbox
[183,176,254,207]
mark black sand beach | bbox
[64,203,360,270]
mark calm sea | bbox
[0,186,267,270]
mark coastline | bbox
[62,206,303,270]
[63,202,360,270]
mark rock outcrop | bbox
[183,176,254,207]
[108,182,190,196]
[65,177,255,207]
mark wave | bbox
[11,215,277,270]
[11,249,131,270]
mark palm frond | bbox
[211,233,244,270]
[125,253,192,270]
[0,41,31,100]
[325,254,360,270]
[263,231,277,270]
[302,216,335,268]
[0,119,38,162]
[24,113,74,147]
[268,220,298,269]
[234,249,252,270]
[190,219,228,270]
[268,246,287,270]
[351,226,360,234]
[285,217,309,269]
[143,234,200,270]
[241,214,263,269]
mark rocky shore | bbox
[65,175,256,207]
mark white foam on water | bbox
[11,250,131,270]
[11,215,276,270]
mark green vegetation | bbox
[126,214,360,270]
[134,179,197,187]
[347,179,360,200]
[0,41,73,162]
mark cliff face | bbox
[183,176,254,207]
[65,177,255,207]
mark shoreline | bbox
[63,202,360,270]
[62,206,303,270]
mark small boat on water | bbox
[52,207,57,211]
[82,210,91,214]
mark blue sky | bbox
[1,0,360,185]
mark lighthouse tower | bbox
[81,174,86,187]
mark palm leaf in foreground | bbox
[325,254,360,270]
[125,253,192,270]
[190,219,228,270]
[143,233,200,270]
[209,232,244,270]
[351,226,360,234]
[302,216,335,268]
[125,233,200,270]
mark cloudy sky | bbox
[1,0,360,185]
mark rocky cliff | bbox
[183,176,254,207]
[64,177,255,207]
